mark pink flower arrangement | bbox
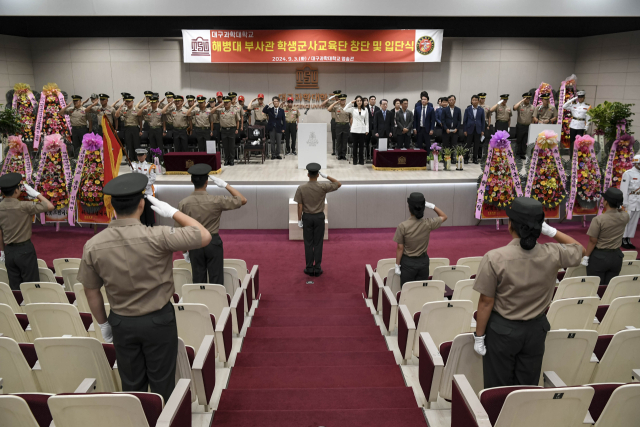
[490,130,510,149]
[573,135,601,204]
[610,134,635,189]
[81,133,103,151]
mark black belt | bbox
[404,252,427,259]
[492,311,546,323]
[594,247,620,252]
[7,239,31,247]
[174,126,187,130]
[496,120,509,123]
[195,127,209,129]
[286,121,297,124]
[150,126,162,129]
[222,126,235,130]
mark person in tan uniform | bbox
[532,93,558,125]
[490,94,512,133]
[327,94,352,160]
[177,164,246,284]
[210,93,223,148]
[294,163,341,276]
[513,93,534,159]
[249,93,268,128]
[473,197,585,388]
[284,96,300,155]
[478,92,492,138]
[191,95,213,152]
[86,93,115,137]
[320,90,341,156]
[60,94,93,157]
[584,188,629,285]
[393,193,447,286]
[115,94,142,160]
[213,96,242,166]
[138,94,164,155]
[78,173,211,403]
[0,173,54,290]
[162,95,192,152]
[161,91,175,139]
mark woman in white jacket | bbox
[345,95,369,165]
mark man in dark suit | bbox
[365,95,380,160]
[463,94,486,163]
[262,96,286,159]
[413,92,436,153]
[395,98,414,149]
[441,95,462,149]
[373,98,394,150]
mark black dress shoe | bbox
[229,161,234,166]
[314,268,323,277]
[359,162,365,165]
[292,151,297,155]
[277,155,282,160]
[304,268,314,276]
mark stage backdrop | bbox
[182,29,443,63]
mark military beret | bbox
[0,172,22,189]
[103,173,148,197]
[135,148,147,155]
[522,92,532,98]
[197,95,206,101]
[165,91,175,97]
[144,91,153,96]
[306,163,321,174]
[477,93,486,98]
[223,96,232,102]
[238,95,245,101]
[500,94,509,99]
[188,163,212,176]
[258,93,265,98]
[174,95,184,101]
[71,95,82,101]
[186,95,195,100]
[540,93,550,99]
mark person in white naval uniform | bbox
[562,90,591,161]
[131,148,157,226]
[620,155,640,249]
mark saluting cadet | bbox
[186,94,196,109]
[473,197,585,388]
[0,174,54,290]
[478,93,492,137]
[115,94,142,160]
[620,155,640,249]
[162,95,192,152]
[284,96,300,155]
[513,93,534,160]
[210,92,224,145]
[294,163,341,276]
[130,148,157,226]
[563,90,591,160]
[60,94,92,157]
[584,188,629,285]
[250,93,268,128]
[161,91,175,139]
[138,94,164,155]
[321,90,341,156]
[327,94,351,160]
[214,96,241,166]
[78,173,211,403]
[192,95,213,152]
[393,193,447,286]
[532,93,558,125]
[490,94,512,132]
[177,164,246,284]
[87,93,115,137]
[136,90,154,110]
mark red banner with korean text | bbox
[182,29,443,63]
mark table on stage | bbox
[163,152,221,174]
[372,149,427,170]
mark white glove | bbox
[319,172,327,179]
[394,264,401,275]
[0,251,4,263]
[183,252,190,263]
[99,321,113,343]
[211,176,228,188]
[473,334,486,356]
[541,222,557,238]
[581,256,589,267]
[23,183,40,198]
[146,195,179,218]
[424,201,435,209]
[569,96,577,103]
[298,220,303,228]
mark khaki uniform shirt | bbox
[294,181,340,214]
[77,218,202,316]
[163,103,176,125]
[251,102,268,121]
[193,107,212,128]
[333,105,351,124]
[122,107,139,127]
[474,239,583,320]
[393,216,443,257]
[495,103,512,122]
[177,192,242,235]
[481,105,491,126]
[61,106,89,127]
[285,107,300,123]
[0,198,47,244]
[219,108,240,128]
[90,105,115,127]
[533,105,558,123]
[171,107,191,128]
[143,108,163,128]
[516,103,534,125]
[587,209,630,250]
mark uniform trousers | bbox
[586,248,623,286]
[148,127,164,154]
[221,128,236,164]
[173,128,188,152]
[302,212,325,272]
[284,122,297,153]
[194,127,210,152]
[441,129,458,149]
[71,126,89,157]
[124,126,141,161]
[569,128,585,164]
[399,253,430,287]
[330,118,337,154]
[396,132,411,149]
[351,132,366,164]
[335,123,350,158]
[465,131,482,161]
[495,120,509,132]
[189,234,224,285]
[5,240,39,290]
[269,129,283,157]
[416,127,431,151]
[484,311,550,388]
[109,301,177,403]
[515,123,530,157]
[212,122,221,143]
[139,197,155,227]
[623,210,640,238]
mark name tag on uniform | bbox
[633,178,638,180]
[172,112,177,115]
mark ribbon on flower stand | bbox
[34,134,73,224]
[566,135,601,219]
[598,120,634,215]
[524,131,567,201]
[1,136,33,185]
[430,143,441,172]
[68,133,104,226]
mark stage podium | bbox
[297,123,327,170]
[288,198,328,241]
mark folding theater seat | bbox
[52,258,81,277]
[384,268,401,298]
[600,275,640,305]
[0,394,53,427]
[173,259,192,272]
[175,302,233,367]
[0,304,30,343]
[553,276,600,301]
[364,259,393,301]
[182,284,245,335]
[431,265,471,290]
[456,256,483,277]
[36,260,47,269]
[586,383,640,426]
[596,296,640,334]
[172,268,192,298]
[23,304,90,339]
[0,268,11,286]
[375,258,395,280]
[37,269,56,284]
[619,260,640,276]
[73,283,109,314]
[61,268,80,292]
[224,266,252,316]
[381,280,445,334]
[224,259,248,282]
[451,279,480,310]
[622,250,638,261]
[428,258,450,276]
[0,282,23,313]
[20,282,70,305]
[546,297,599,330]
[174,334,216,411]
[540,330,598,386]
[0,337,41,393]
[563,264,587,280]
[590,328,640,383]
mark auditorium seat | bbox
[553,276,600,301]
[428,258,450,276]
[182,284,245,335]
[47,378,191,427]
[0,269,10,285]
[600,275,640,305]
[61,268,80,292]
[37,268,56,284]
[597,296,640,334]
[23,303,88,339]
[73,283,109,314]
[172,268,192,298]
[451,279,480,310]
[399,280,446,317]
[620,260,640,276]
[375,258,395,280]
[224,267,248,313]
[563,265,587,280]
[586,383,640,426]
[224,259,248,282]
[546,296,599,330]
[622,251,638,261]
[0,282,23,313]
[214,307,233,366]
[0,303,30,343]
[176,333,216,410]
[456,256,483,276]
[172,258,192,272]
[384,268,401,297]
[247,265,260,312]
[540,330,598,386]
[380,286,398,334]
[590,329,640,383]
[451,374,594,427]
[174,302,232,367]
[0,393,53,427]
[52,258,81,277]
[20,282,69,305]
[364,264,375,299]
[431,265,471,290]
[0,337,41,392]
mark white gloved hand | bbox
[211,176,228,188]
[183,252,190,263]
[569,96,577,103]
[394,264,401,275]
[473,334,486,356]
[581,256,589,267]
[146,195,179,218]
[319,172,328,179]
[99,321,113,343]
[23,183,40,198]
[298,220,303,228]
[0,251,4,263]
[541,222,557,238]
[424,201,435,209]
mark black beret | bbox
[306,163,321,173]
[103,173,148,197]
[0,172,22,189]
[505,197,544,219]
[188,163,212,176]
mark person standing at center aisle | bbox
[473,197,585,388]
[138,95,164,156]
[563,90,591,161]
[115,94,141,160]
[295,163,341,277]
[60,95,92,157]
[463,95,486,164]
[491,94,512,133]
[284,97,300,155]
[583,188,629,285]
[263,96,286,160]
[442,95,461,150]
[620,155,640,249]
[131,148,157,226]
[344,95,369,164]
[192,95,213,152]
[413,92,435,152]
[327,94,351,160]
[178,164,246,284]
[393,193,447,286]
[214,96,241,166]
[513,93,534,160]
[395,98,414,150]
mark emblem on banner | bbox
[191,37,210,56]
[398,156,407,165]
[185,159,194,168]
[295,65,319,89]
[416,36,435,56]
[306,132,318,147]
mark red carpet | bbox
[30,221,628,426]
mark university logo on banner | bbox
[191,37,210,56]
[183,30,212,63]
